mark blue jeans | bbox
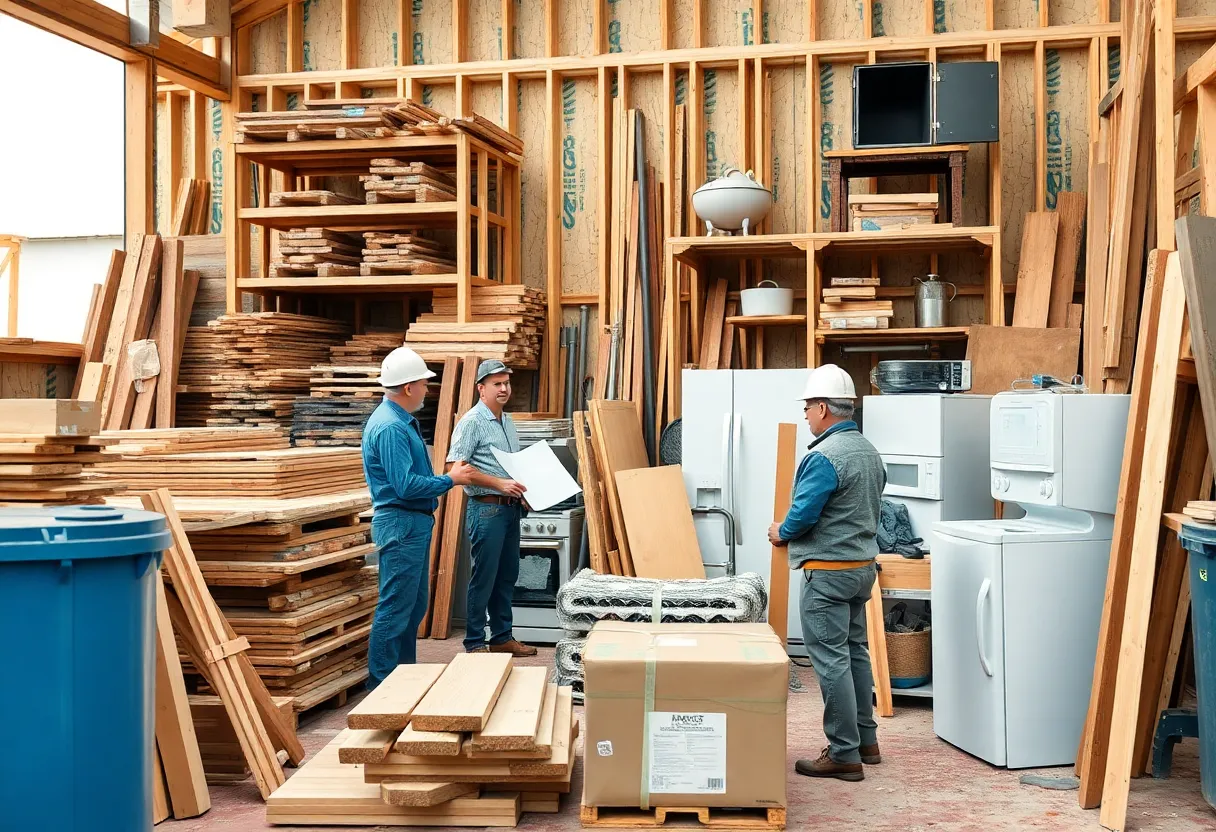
[463,500,521,651]
[367,509,434,689]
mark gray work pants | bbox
[799,563,880,764]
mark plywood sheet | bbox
[1012,211,1060,327]
[518,79,548,292]
[359,0,397,68]
[995,0,1037,29]
[615,465,706,579]
[964,325,1081,394]
[561,78,600,298]
[414,0,455,64]
[472,666,549,751]
[1045,49,1090,208]
[873,0,924,37]
[410,653,513,732]
[609,0,661,53]
[346,663,445,730]
[303,0,341,71]
[819,0,864,40]
[1048,191,1087,327]
[589,399,651,575]
[1000,52,1036,290]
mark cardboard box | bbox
[0,399,99,436]
[582,622,787,810]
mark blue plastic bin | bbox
[0,505,171,832]
[1177,521,1216,810]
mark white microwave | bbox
[881,454,943,500]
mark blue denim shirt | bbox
[362,397,454,513]
[778,420,858,541]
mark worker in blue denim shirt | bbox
[362,347,477,690]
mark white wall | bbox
[0,237,124,343]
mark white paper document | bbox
[490,441,582,512]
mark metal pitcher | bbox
[915,273,957,328]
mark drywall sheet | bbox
[764,0,807,42]
[1049,0,1093,26]
[872,0,924,37]
[562,78,600,297]
[252,12,287,74]
[518,79,548,292]
[819,0,864,40]
[414,0,455,65]
[1045,49,1089,209]
[706,0,758,48]
[995,0,1036,30]
[303,0,341,71]
[999,51,1034,290]
[609,0,662,53]
[360,0,397,67]
[559,0,597,57]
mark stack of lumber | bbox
[0,399,121,505]
[189,694,295,784]
[406,286,546,368]
[269,229,363,278]
[236,107,401,142]
[362,160,457,205]
[171,179,212,236]
[329,332,407,363]
[818,299,893,330]
[266,657,575,826]
[177,313,351,430]
[384,102,525,157]
[76,234,201,430]
[361,230,457,275]
[97,446,366,498]
[849,192,939,231]
[100,426,290,456]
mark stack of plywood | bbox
[100,426,290,456]
[848,193,939,231]
[383,104,525,157]
[406,286,546,369]
[236,107,402,142]
[266,657,575,826]
[177,313,351,430]
[361,231,457,276]
[328,332,407,364]
[362,160,457,205]
[0,399,121,505]
[269,229,364,279]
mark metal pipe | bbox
[634,113,657,464]
[576,305,590,411]
[563,325,578,418]
[606,320,622,399]
[838,344,933,355]
[691,506,737,576]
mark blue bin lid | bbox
[1179,520,1216,560]
[0,505,172,561]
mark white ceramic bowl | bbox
[740,281,793,316]
[692,168,774,234]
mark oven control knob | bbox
[546,523,557,533]
[1040,479,1054,498]
[521,522,531,532]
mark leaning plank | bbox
[1076,249,1169,809]
[142,490,286,799]
[866,577,894,719]
[1011,211,1060,328]
[471,666,549,751]
[1177,215,1216,497]
[76,249,125,395]
[573,411,609,573]
[78,363,110,404]
[769,424,798,646]
[1047,192,1087,327]
[338,729,399,764]
[420,356,461,639]
[1096,254,1186,832]
[614,465,705,580]
[588,400,650,577]
[346,663,445,730]
[152,745,170,824]
[410,652,513,732]
[396,724,464,756]
[99,233,147,421]
[1083,160,1111,388]
[381,781,479,808]
[153,574,209,818]
[106,234,163,429]
[156,238,184,429]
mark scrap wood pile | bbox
[406,285,546,369]
[265,228,457,279]
[0,399,121,505]
[362,160,457,205]
[266,656,575,827]
[290,332,444,448]
[76,233,201,431]
[137,489,305,824]
[176,312,351,431]
[361,230,458,275]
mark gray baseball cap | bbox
[476,359,512,383]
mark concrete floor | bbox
[163,638,1213,831]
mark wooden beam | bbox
[189,91,209,181]
[769,423,797,646]
[397,0,411,67]
[341,0,358,69]
[501,0,514,60]
[126,58,155,242]
[1156,0,1176,247]
[452,0,467,64]
[545,71,562,411]
[3,241,17,338]
[1035,41,1047,210]
[544,0,557,58]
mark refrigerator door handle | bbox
[731,412,743,544]
[976,577,993,677]
[720,413,733,546]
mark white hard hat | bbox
[800,364,857,400]
[378,347,436,387]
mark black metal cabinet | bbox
[853,61,1000,149]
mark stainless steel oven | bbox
[512,506,584,644]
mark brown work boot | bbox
[860,743,882,765]
[489,639,538,657]
[795,747,864,782]
[466,646,490,653]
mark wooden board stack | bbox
[269,229,364,278]
[236,107,402,143]
[177,313,351,431]
[362,230,457,276]
[362,160,458,205]
[383,103,525,157]
[266,657,576,826]
[406,286,546,369]
[171,179,212,236]
[818,296,893,330]
[189,694,295,783]
[0,399,121,505]
[848,192,939,231]
[100,426,290,455]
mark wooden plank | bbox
[157,238,184,428]
[866,576,893,718]
[699,278,728,370]
[1048,192,1087,327]
[769,423,797,647]
[573,411,610,573]
[419,356,461,639]
[381,782,480,808]
[429,354,481,640]
[1097,253,1186,831]
[152,745,170,824]
[588,399,650,577]
[1011,211,1061,328]
[1146,573,1192,774]
[471,665,549,751]
[338,729,398,764]
[345,663,446,730]
[395,724,464,756]
[77,362,110,404]
[153,575,210,818]
[1177,215,1216,486]
[613,465,705,580]
[106,234,162,430]
[0,399,100,436]
[76,249,124,393]
[964,326,1081,395]
[410,652,513,732]
[1084,157,1111,389]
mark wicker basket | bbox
[885,627,931,688]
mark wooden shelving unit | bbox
[228,132,521,323]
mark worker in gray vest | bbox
[447,359,537,657]
[768,364,886,782]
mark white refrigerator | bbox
[680,369,815,651]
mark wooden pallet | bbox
[579,806,787,830]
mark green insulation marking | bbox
[392,31,398,64]
[44,369,56,399]
[819,63,834,222]
[302,0,314,71]
[497,26,503,59]
[872,2,885,36]
[934,0,947,33]
[210,100,223,234]
[675,74,687,106]
[742,9,755,46]
[286,92,299,110]
[422,85,433,107]
[607,0,622,53]
[562,79,582,230]
[762,11,770,44]
[303,42,312,71]
[1108,45,1120,87]
[704,69,719,178]
[1045,49,1070,208]
[412,0,424,64]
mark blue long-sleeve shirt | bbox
[362,397,454,513]
[778,420,857,541]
